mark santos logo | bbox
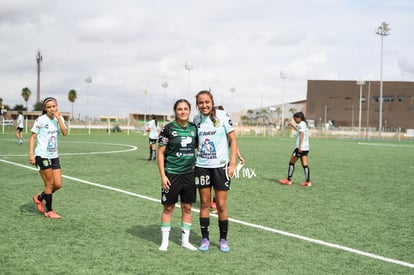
[180,136,192,147]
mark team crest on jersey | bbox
[199,138,217,159]
[214,119,220,128]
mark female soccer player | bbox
[194,90,237,252]
[16,111,24,144]
[157,99,198,251]
[147,114,159,160]
[279,111,311,187]
[30,97,68,218]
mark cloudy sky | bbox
[1,0,413,119]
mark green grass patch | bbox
[0,131,413,274]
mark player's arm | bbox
[227,131,237,177]
[288,121,298,131]
[298,131,304,152]
[157,145,170,190]
[54,111,68,136]
[29,132,37,165]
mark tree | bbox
[240,115,249,126]
[68,89,77,120]
[33,101,43,111]
[12,104,25,111]
[289,108,297,115]
[246,109,254,125]
[21,87,31,111]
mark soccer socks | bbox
[219,220,229,240]
[200,217,210,240]
[38,192,45,202]
[44,193,53,212]
[287,162,295,180]
[159,223,171,251]
[181,222,197,250]
[303,165,310,182]
[159,222,196,251]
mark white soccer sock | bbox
[181,222,197,251]
[159,224,171,251]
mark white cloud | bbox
[0,0,413,117]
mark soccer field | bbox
[1,130,413,274]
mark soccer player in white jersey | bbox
[29,97,68,219]
[16,111,24,144]
[279,112,312,187]
[147,114,159,161]
[193,90,238,252]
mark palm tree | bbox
[68,89,77,120]
[289,108,297,115]
[21,87,31,111]
[246,109,254,125]
[275,107,282,126]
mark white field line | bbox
[1,158,413,269]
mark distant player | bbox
[279,112,311,187]
[147,114,159,161]
[16,111,24,144]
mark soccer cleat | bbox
[181,242,197,251]
[159,244,168,251]
[198,238,210,252]
[33,195,44,213]
[301,181,312,187]
[219,239,230,253]
[44,211,61,219]
[279,179,292,185]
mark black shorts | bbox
[16,127,23,132]
[292,148,309,158]
[35,157,61,170]
[195,165,231,191]
[149,138,157,145]
[161,172,196,205]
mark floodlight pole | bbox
[184,61,193,93]
[280,71,287,135]
[161,82,168,123]
[85,76,92,121]
[356,79,365,137]
[376,22,390,137]
[36,51,43,103]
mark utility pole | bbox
[36,51,43,103]
[376,22,391,137]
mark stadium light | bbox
[376,22,390,137]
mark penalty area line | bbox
[1,158,413,269]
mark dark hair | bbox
[195,90,216,123]
[293,112,307,125]
[215,105,224,111]
[174,99,191,111]
[42,97,57,115]
[151,114,157,127]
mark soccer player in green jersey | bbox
[157,99,198,251]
